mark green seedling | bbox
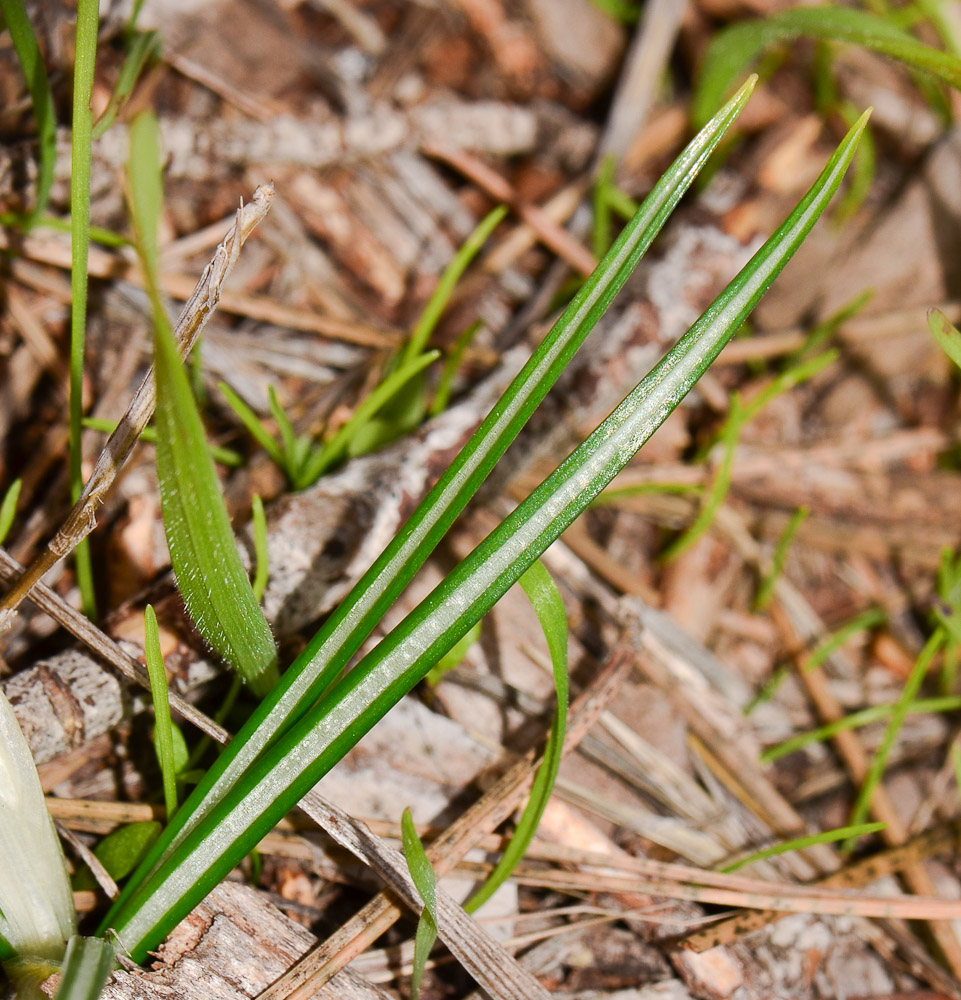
[401,808,438,1000]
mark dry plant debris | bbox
[3,1,961,999]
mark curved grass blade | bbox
[402,205,507,368]
[69,0,100,620]
[299,349,441,487]
[251,495,269,604]
[694,6,961,125]
[465,559,568,913]
[400,808,437,1000]
[91,30,160,140]
[0,0,56,227]
[719,822,887,873]
[104,109,868,964]
[128,111,278,697]
[144,606,178,820]
[103,80,757,894]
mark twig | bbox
[0,184,274,626]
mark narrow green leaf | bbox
[425,620,481,687]
[83,416,243,467]
[0,0,56,226]
[217,383,286,469]
[720,822,887,873]
[754,506,809,611]
[251,494,269,604]
[429,319,483,417]
[929,308,961,370]
[846,629,943,848]
[298,350,440,486]
[144,606,178,819]
[761,695,961,764]
[400,808,437,1000]
[0,479,22,545]
[802,607,886,674]
[105,80,757,932]
[128,111,278,696]
[53,936,115,1000]
[402,206,507,367]
[466,560,568,912]
[70,0,100,621]
[267,386,300,477]
[92,30,160,139]
[695,6,961,125]
[104,108,867,964]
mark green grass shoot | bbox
[0,479,22,545]
[251,495,269,604]
[0,0,56,228]
[127,111,278,696]
[429,319,483,417]
[762,695,961,763]
[801,607,886,674]
[92,30,160,140]
[69,0,100,620]
[466,560,569,913]
[425,621,481,687]
[400,807,438,1000]
[402,206,507,367]
[720,821,887,873]
[694,6,961,126]
[144,606,179,820]
[664,349,837,561]
[845,630,944,848]
[52,935,115,1000]
[83,416,243,467]
[754,506,809,611]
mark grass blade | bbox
[400,808,438,1000]
[754,505,809,611]
[104,108,867,964]
[91,30,160,140]
[128,111,278,697]
[250,495,269,604]
[69,0,100,620]
[720,822,887,873]
[466,560,568,913]
[694,6,961,125]
[0,0,56,226]
[144,606,178,820]
[53,936,115,1000]
[402,206,507,367]
[217,383,286,468]
[761,695,961,764]
[845,630,943,848]
[299,349,441,486]
[103,77,756,928]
